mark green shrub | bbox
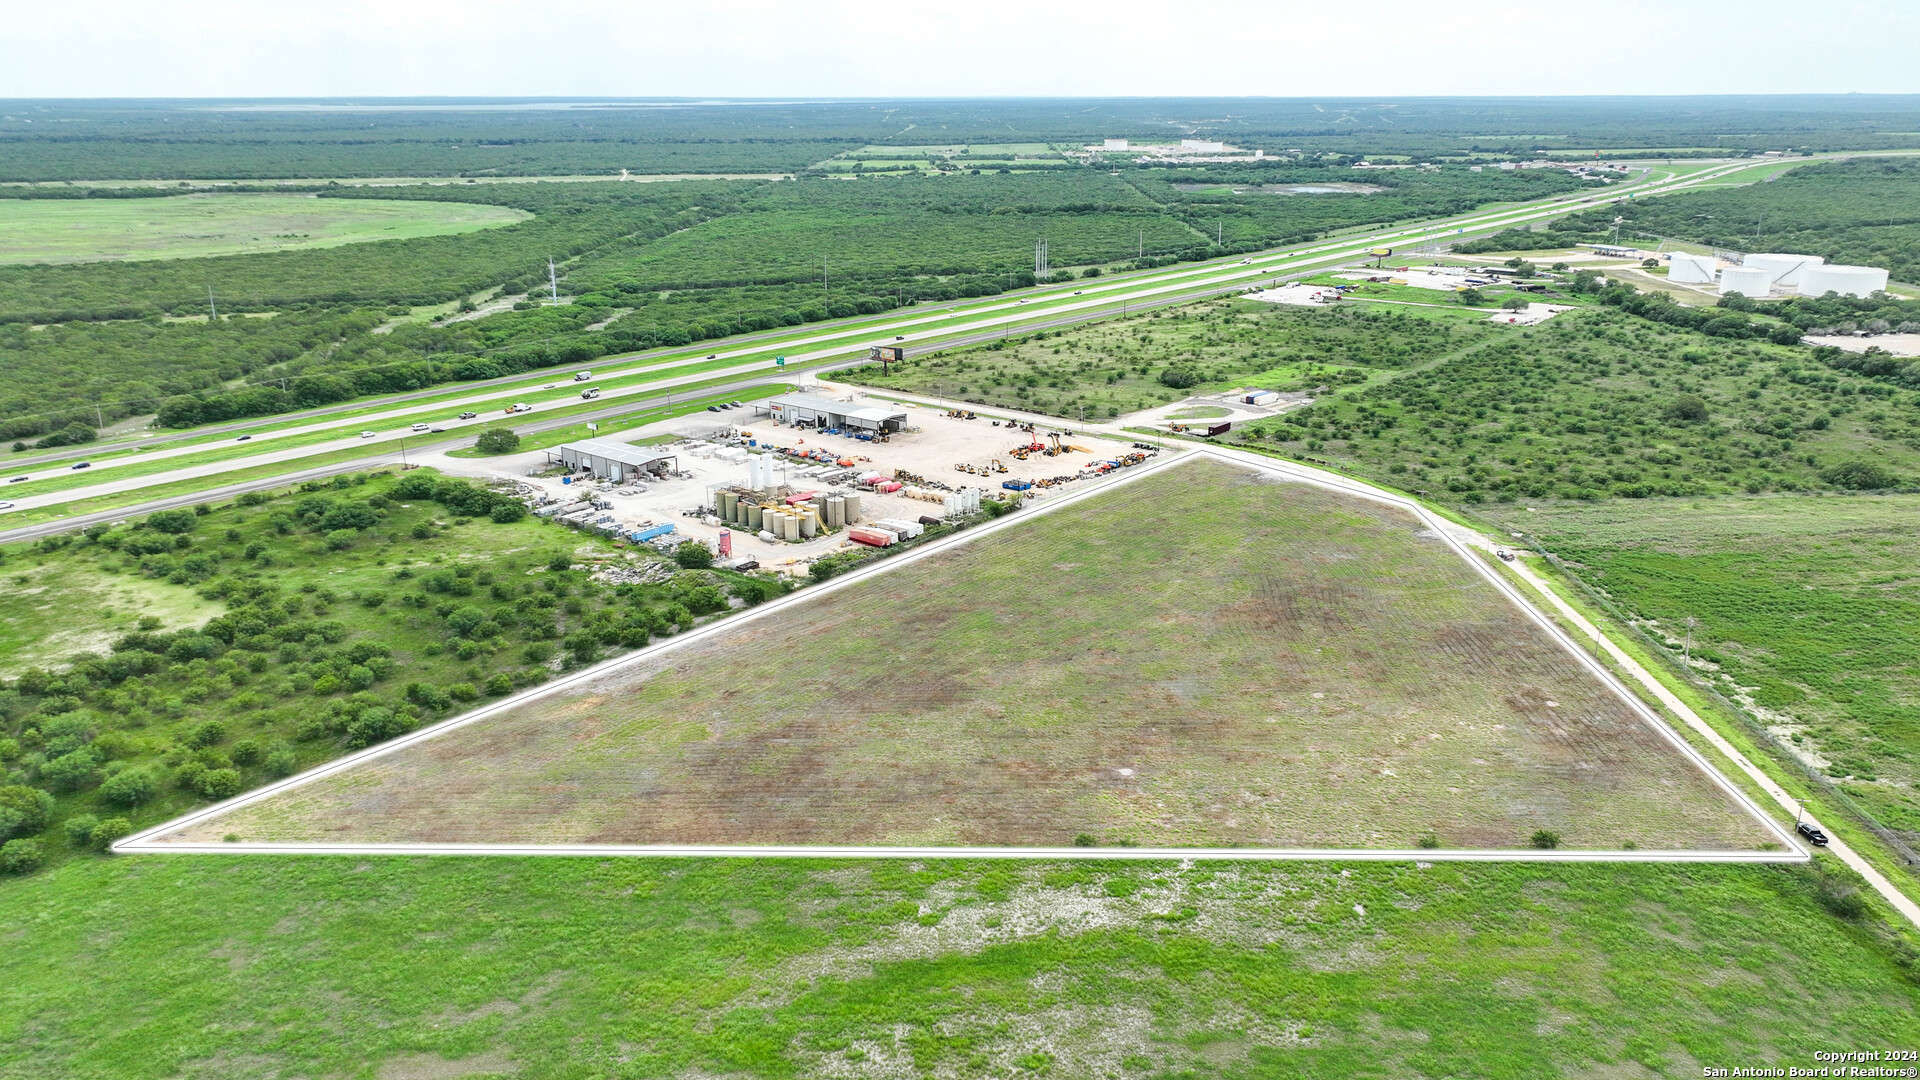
[672,541,713,570]
[0,785,55,838]
[62,814,101,847]
[1530,829,1561,850]
[475,428,522,454]
[0,838,44,874]
[195,768,245,801]
[98,769,156,806]
[89,817,132,850]
[184,720,227,749]
[264,749,298,778]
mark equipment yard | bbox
[144,455,1781,853]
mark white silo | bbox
[1744,253,1825,288]
[1719,266,1774,298]
[1668,253,1718,284]
[1798,265,1889,298]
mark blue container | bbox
[561,476,572,485]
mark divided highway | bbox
[0,155,1780,543]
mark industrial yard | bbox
[151,456,1779,852]
[456,389,1155,576]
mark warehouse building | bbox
[766,393,909,433]
[549,438,677,482]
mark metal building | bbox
[549,438,677,482]
[767,394,908,432]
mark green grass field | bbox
[0,854,1914,1078]
[0,194,529,265]
[168,457,1771,851]
[1510,493,1920,846]
[845,300,1500,421]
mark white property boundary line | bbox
[119,449,1802,863]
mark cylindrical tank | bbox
[1719,266,1773,298]
[799,512,816,539]
[1667,252,1718,284]
[843,493,862,522]
[720,491,737,518]
[1798,264,1889,298]
[717,529,732,558]
[826,496,844,528]
[1744,252,1824,288]
[782,513,799,541]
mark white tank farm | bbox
[1718,266,1775,298]
[1798,264,1889,298]
[1744,253,1824,288]
[1668,252,1719,284]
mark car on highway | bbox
[235,434,252,441]
[7,476,26,483]
[410,423,430,432]
[1017,299,1028,304]
[707,353,718,359]
[359,431,376,439]
[0,501,13,510]
[706,405,721,412]
[458,411,477,419]
[71,461,90,469]
[543,383,558,390]
[894,335,905,340]
[730,401,743,408]
[510,403,532,413]
[1073,291,1083,295]
[429,427,445,434]
[1797,821,1829,847]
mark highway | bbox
[0,154,1780,542]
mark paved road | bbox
[1,155,1778,539]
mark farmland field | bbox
[0,194,530,265]
[159,456,1776,851]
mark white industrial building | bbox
[1180,139,1226,152]
[1102,138,1128,150]
[1798,264,1889,298]
[766,394,908,433]
[1718,266,1775,298]
[550,439,677,482]
[1667,252,1719,284]
[1743,253,1824,289]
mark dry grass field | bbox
[160,457,1775,851]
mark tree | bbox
[145,509,198,535]
[1500,295,1531,311]
[89,818,132,850]
[0,785,54,839]
[1822,461,1899,490]
[1665,394,1709,423]
[1157,366,1200,390]
[99,768,156,807]
[490,501,527,524]
[672,540,713,570]
[1530,829,1561,849]
[474,428,522,455]
[1457,288,1485,306]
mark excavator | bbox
[990,458,1009,474]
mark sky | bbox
[1,0,1916,98]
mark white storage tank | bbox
[1744,252,1824,288]
[1668,252,1719,284]
[1798,264,1889,298]
[1718,266,1774,298]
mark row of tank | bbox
[1669,251,1890,298]
[714,488,865,541]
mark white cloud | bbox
[0,0,1914,96]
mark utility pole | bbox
[1683,616,1696,665]
[548,258,560,304]
[823,256,828,298]
[207,285,217,321]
